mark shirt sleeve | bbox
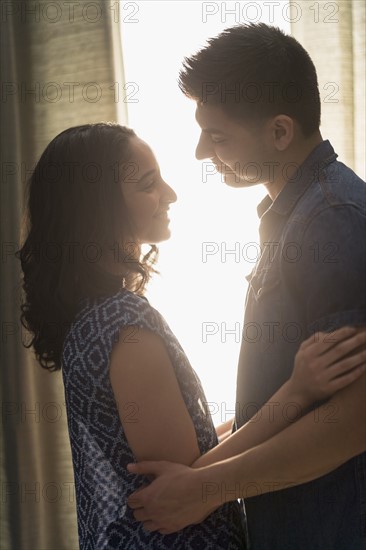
[293,204,366,334]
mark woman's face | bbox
[121,137,177,244]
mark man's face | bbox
[195,102,272,188]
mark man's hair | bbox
[179,23,321,136]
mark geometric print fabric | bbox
[62,290,246,548]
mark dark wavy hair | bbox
[179,23,321,136]
[17,122,158,372]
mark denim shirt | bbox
[235,140,366,549]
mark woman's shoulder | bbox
[66,290,167,349]
[94,289,164,328]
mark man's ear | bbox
[269,115,294,151]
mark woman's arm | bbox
[109,326,201,465]
[210,367,366,498]
[125,327,366,533]
[126,365,366,535]
[194,327,366,468]
[215,418,234,442]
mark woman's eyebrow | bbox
[138,168,157,182]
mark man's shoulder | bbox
[292,159,365,224]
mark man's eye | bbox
[211,136,226,144]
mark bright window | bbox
[121,1,290,425]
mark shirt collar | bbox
[257,140,338,219]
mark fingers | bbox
[140,523,175,534]
[127,493,163,530]
[127,492,161,530]
[319,330,366,367]
[131,508,180,534]
[326,352,366,392]
[132,508,151,522]
[127,494,144,510]
[302,326,358,352]
[141,521,160,532]
[159,528,176,535]
[127,461,162,476]
[126,460,171,511]
[320,326,360,350]
[329,347,366,375]
[127,485,149,510]
[301,327,365,363]
[326,364,366,392]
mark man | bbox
[127,23,366,549]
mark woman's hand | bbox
[290,326,366,404]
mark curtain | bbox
[0,1,127,548]
[290,0,365,179]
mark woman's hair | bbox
[17,122,158,372]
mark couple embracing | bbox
[18,23,366,549]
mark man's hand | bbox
[127,461,218,534]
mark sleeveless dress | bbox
[62,290,247,549]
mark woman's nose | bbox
[162,181,177,203]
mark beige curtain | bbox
[290,0,365,179]
[0,1,127,548]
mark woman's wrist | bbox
[284,378,313,413]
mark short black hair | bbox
[179,23,320,136]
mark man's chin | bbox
[222,171,261,188]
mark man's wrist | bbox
[196,459,242,508]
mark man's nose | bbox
[195,133,213,160]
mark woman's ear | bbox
[270,115,294,151]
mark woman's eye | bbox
[143,181,155,191]
[211,136,226,144]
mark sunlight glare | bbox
[121,1,290,425]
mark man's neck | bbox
[264,131,323,201]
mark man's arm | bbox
[195,327,366,467]
[215,418,234,442]
[127,370,366,533]
[216,369,366,495]
[127,204,366,532]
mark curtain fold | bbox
[290,0,365,179]
[1,2,127,548]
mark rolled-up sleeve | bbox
[294,204,366,333]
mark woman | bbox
[17,123,366,549]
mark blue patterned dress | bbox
[62,290,247,549]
